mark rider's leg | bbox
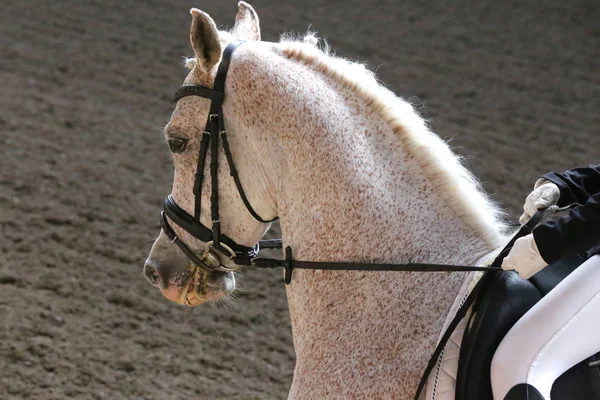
[491,255,600,400]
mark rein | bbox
[250,209,548,284]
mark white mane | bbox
[275,34,509,249]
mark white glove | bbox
[501,234,548,279]
[519,179,561,225]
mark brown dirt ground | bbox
[1,0,598,399]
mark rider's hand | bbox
[501,234,548,279]
[519,179,561,225]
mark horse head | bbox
[144,2,277,306]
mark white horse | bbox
[145,3,513,398]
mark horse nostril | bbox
[143,264,161,286]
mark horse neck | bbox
[227,42,506,394]
[228,42,505,262]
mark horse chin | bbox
[203,271,236,301]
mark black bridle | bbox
[161,40,278,273]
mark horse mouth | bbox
[176,266,236,307]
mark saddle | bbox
[456,252,600,399]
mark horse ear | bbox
[189,9,222,72]
[232,1,261,41]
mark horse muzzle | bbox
[159,263,236,307]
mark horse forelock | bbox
[274,35,510,249]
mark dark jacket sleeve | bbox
[533,165,600,265]
[543,165,600,206]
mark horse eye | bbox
[168,138,187,153]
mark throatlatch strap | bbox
[221,131,278,223]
